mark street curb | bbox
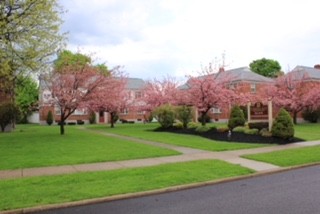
[1,162,319,214]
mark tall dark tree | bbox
[0,0,66,102]
[249,58,282,78]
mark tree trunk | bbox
[110,112,115,128]
[293,111,298,125]
[201,113,206,126]
[60,114,65,135]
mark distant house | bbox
[118,78,146,123]
[290,65,320,82]
[38,76,146,125]
[38,65,320,125]
[180,66,274,122]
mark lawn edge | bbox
[2,162,319,214]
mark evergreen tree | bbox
[271,108,294,139]
[228,105,245,129]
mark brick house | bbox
[118,78,147,123]
[288,65,320,122]
[180,66,274,122]
[39,76,146,124]
[38,65,320,125]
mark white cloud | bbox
[59,0,320,78]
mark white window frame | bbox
[74,108,86,115]
[211,107,221,114]
[250,83,256,93]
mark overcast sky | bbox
[59,0,320,80]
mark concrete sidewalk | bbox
[1,131,320,180]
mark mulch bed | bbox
[154,127,304,144]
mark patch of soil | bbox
[154,127,304,144]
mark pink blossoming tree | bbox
[140,76,185,112]
[265,72,313,124]
[45,65,108,135]
[87,69,128,128]
[186,70,236,126]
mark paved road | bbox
[38,165,320,214]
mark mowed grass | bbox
[0,125,179,170]
[0,160,253,211]
[89,123,267,151]
[243,145,320,167]
[294,123,320,141]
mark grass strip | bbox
[243,145,320,167]
[294,123,320,141]
[89,124,267,151]
[0,125,179,170]
[0,160,253,211]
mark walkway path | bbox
[1,129,320,180]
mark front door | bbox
[99,111,105,123]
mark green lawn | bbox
[0,125,179,170]
[0,160,253,211]
[294,123,320,141]
[243,145,320,167]
[89,123,267,151]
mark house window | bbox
[229,83,237,89]
[54,106,61,115]
[74,108,86,115]
[250,83,256,93]
[211,107,221,114]
[121,108,129,115]
[135,91,142,99]
[137,111,144,115]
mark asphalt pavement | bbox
[37,164,320,214]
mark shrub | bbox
[217,127,229,133]
[187,122,200,129]
[232,126,246,133]
[248,122,269,130]
[259,128,272,137]
[210,126,217,132]
[228,105,245,129]
[153,104,176,129]
[195,125,210,133]
[240,106,248,120]
[173,122,184,129]
[46,110,53,125]
[198,113,211,124]
[67,122,76,125]
[302,107,320,123]
[0,102,19,132]
[244,128,259,135]
[77,120,85,125]
[112,113,119,123]
[271,108,294,139]
[175,105,193,129]
[147,114,154,122]
[89,111,96,124]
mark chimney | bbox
[314,64,320,69]
[218,67,225,72]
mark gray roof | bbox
[178,66,273,89]
[126,78,145,90]
[216,67,274,83]
[290,65,320,81]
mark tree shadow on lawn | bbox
[153,127,305,145]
